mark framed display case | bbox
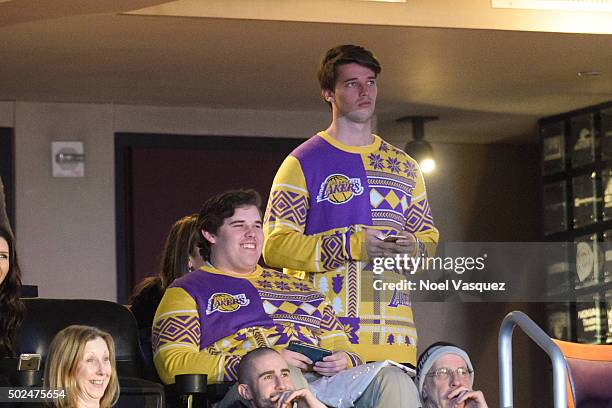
[542,121,565,175]
[543,181,567,234]
[572,173,597,228]
[602,170,612,220]
[545,242,570,296]
[546,303,572,341]
[571,114,595,168]
[541,100,612,344]
[576,294,606,344]
[600,108,612,160]
[574,234,602,289]
[603,230,612,283]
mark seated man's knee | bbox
[375,366,412,386]
[358,366,420,408]
[369,366,418,397]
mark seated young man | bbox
[415,342,488,408]
[153,189,421,407]
[237,347,325,408]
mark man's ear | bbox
[202,229,216,245]
[322,88,335,103]
[238,383,252,400]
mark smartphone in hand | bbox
[377,234,408,243]
[286,341,332,363]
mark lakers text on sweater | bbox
[316,174,363,203]
[205,292,250,315]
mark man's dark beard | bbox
[251,389,293,408]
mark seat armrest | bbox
[175,374,207,395]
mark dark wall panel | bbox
[115,133,304,303]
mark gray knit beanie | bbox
[415,344,474,397]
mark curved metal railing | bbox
[498,310,568,408]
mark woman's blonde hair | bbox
[44,325,120,408]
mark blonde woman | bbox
[44,325,120,408]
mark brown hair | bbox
[197,189,261,261]
[0,226,24,357]
[44,325,120,408]
[317,44,381,96]
[157,214,201,289]
[130,213,201,303]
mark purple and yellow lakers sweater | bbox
[263,131,439,365]
[152,264,361,384]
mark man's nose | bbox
[274,376,286,390]
[244,226,255,237]
[449,372,464,388]
[358,82,368,96]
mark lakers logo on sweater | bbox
[206,293,250,315]
[316,174,364,205]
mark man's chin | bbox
[347,111,374,124]
[256,397,279,408]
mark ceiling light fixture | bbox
[397,115,439,173]
[577,70,602,77]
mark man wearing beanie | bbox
[416,342,488,408]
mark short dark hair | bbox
[237,347,279,385]
[317,44,381,93]
[197,189,261,260]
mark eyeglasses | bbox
[426,366,473,381]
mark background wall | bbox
[412,142,547,406]
[1,100,547,405]
[4,101,331,300]
[14,102,116,300]
[0,102,13,127]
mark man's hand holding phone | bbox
[365,229,417,258]
[280,348,313,371]
[313,351,349,376]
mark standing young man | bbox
[264,44,439,365]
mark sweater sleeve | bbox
[152,287,226,384]
[263,155,368,275]
[405,160,439,256]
